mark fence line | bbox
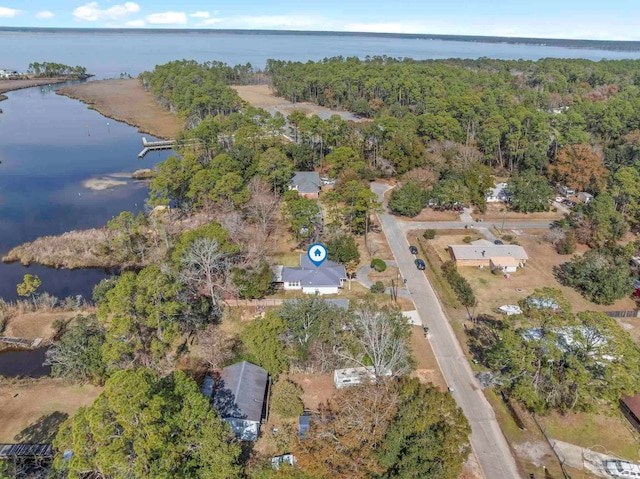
[225,299,284,308]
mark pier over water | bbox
[138,137,173,159]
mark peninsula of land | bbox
[57,79,184,139]
[0,78,75,101]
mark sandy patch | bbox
[83,177,128,190]
[232,84,287,108]
[58,79,184,139]
[0,379,102,442]
[287,372,335,411]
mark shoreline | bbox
[57,79,184,140]
[0,77,92,100]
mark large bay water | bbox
[3,30,640,77]
[1,30,640,302]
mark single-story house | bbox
[212,361,269,441]
[577,192,594,204]
[273,254,346,295]
[290,171,321,199]
[448,239,528,272]
[486,182,510,203]
[333,366,392,389]
[620,394,640,433]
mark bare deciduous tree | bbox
[341,304,412,378]
[245,177,282,238]
[178,238,236,310]
[195,323,236,370]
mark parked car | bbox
[409,245,418,254]
[494,240,504,245]
[414,259,426,270]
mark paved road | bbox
[372,183,522,479]
[399,219,554,231]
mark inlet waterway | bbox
[0,84,172,301]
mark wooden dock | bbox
[0,443,53,458]
[138,137,173,159]
[0,337,43,348]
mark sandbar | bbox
[83,177,128,191]
[58,79,184,139]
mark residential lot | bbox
[0,379,102,443]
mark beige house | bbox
[449,240,528,272]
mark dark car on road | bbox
[494,240,504,245]
[409,245,418,254]
[415,259,426,270]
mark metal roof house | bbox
[621,394,640,433]
[448,240,528,272]
[276,254,347,295]
[290,171,322,199]
[212,361,269,441]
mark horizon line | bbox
[1,26,640,46]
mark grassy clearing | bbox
[0,379,102,443]
[538,411,640,461]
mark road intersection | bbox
[371,183,524,479]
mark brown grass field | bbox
[0,379,102,442]
[58,79,184,139]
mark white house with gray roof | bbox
[289,171,321,199]
[212,361,269,441]
[449,239,528,272]
[273,254,346,295]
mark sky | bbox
[1,1,640,41]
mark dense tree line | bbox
[268,56,640,172]
[140,60,248,127]
[468,289,640,413]
[27,62,88,77]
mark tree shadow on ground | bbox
[14,411,69,443]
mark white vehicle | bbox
[605,460,640,477]
[497,305,523,316]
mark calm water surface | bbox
[2,31,640,302]
[2,31,640,77]
[0,85,171,301]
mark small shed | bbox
[577,192,594,204]
[298,415,311,437]
[200,375,214,399]
[621,394,640,432]
[213,361,269,441]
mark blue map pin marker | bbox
[307,243,328,267]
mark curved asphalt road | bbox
[372,183,522,479]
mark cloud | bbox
[125,19,146,27]
[198,18,224,26]
[146,11,187,25]
[73,2,140,22]
[190,11,209,19]
[35,10,55,19]
[0,7,20,18]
